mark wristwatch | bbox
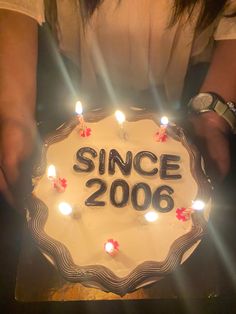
[188,92,236,133]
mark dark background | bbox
[1,25,236,314]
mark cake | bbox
[26,107,212,296]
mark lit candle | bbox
[160,116,169,126]
[192,200,205,211]
[104,239,119,256]
[176,200,205,222]
[75,101,91,137]
[58,202,73,216]
[144,211,159,223]
[115,110,126,139]
[75,101,84,127]
[47,165,67,193]
[75,100,83,116]
[47,164,57,181]
[155,115,169,142]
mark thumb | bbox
[1,153,20,186]
[0,167,14,206]
[194,131,230,184]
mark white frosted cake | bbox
[26,108,212,296]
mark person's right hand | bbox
[0,117,37,207]
[188,111,231,185]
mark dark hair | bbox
[79,0,104,19]
[45,0,235,32]
[171,0,234,30]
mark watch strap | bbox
[188,92,236,133]
[213,100,236,132]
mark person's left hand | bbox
[188,111,231,185]
[0,116,37,208]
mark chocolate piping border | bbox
[26,111,211,296]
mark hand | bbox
[188,112,231,185]
[0,117,37,207]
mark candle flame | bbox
[192,200,205,211]
[144,211,159,222]
[47,164,56,180]
[105,242,115,254]
[160,116,169,126]
[58,202,73,216]
[115,110,126,125]
[75,101,83,115]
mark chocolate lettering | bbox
[131,182,152,211]
[99,149,106,175]
[110,179,129,208]
[133,151,158,176]
[152,185,174,212]
[73,147,97,172]
[160,154,182,180]
[108,149,132,176]
[85,178,107,206]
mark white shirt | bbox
[1,0,236,106]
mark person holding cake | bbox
[0,0,236,206]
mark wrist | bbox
[188,111,231,136]
[187,92,236,133]
[0,102,35,123]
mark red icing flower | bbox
[53,177,67,192]
[155,126,167,142]
[59,178,67,188]
[80,127,92,137]
[155,131,167,142]
[176,207,192,222]
[104,239,119,256]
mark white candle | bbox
[115,110,125,125]
[105,242,115,254]
[144,211,159,222]
[192,200,205,211]
[75,101,83,116]
[47,164,57,180]
[115,110,126,139]
[58,202,73,216]
[47,165,66,192]
[104,239,119,256]
[160,116,169,126]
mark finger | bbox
[1,153,20,186]
[0,167,15,206]
[198,132,230,184]
[209,137,229,180]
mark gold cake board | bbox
[15,227,219,302]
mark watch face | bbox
[191,93,214,112]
